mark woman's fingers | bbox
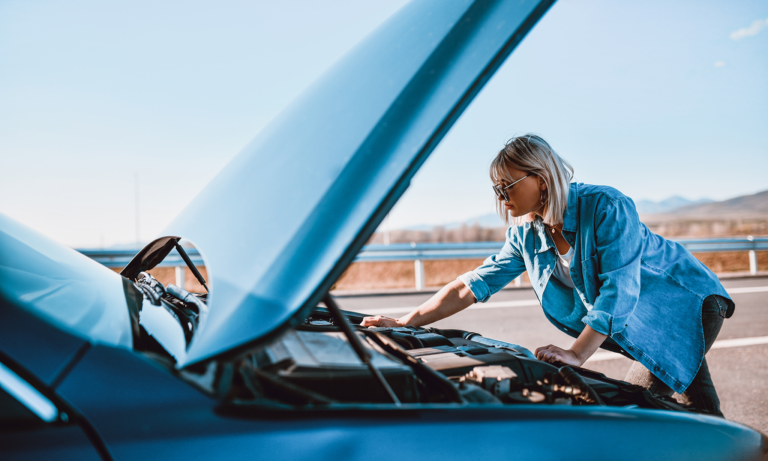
[536,344,565,363]
[360,315,400,328]
[535,345,582,366]
[360,315,383,327]
[535,345,555,359]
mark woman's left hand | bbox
[535,344,582,367]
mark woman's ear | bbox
[538,175,547,191]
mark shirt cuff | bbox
[457,271,490,303]
[582,310,612,336]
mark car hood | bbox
[164,0,553,366]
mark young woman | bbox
[362,134,734,416]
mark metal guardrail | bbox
[673,238,768,253]
[80,237,767,290]
[78,237,768,267]
[76,248,205,269]
[354,242,507,262]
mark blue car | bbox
[1,1,766,459]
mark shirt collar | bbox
[562,182,579,233]
[532,218,553,254]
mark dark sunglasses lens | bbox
[493,185,508,201]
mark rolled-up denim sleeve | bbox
[457,227,526,303]
[581,196,643,336]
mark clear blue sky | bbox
[1,0,766,248]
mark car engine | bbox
[131,273,697,413]
[190,306,699,413]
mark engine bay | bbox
[235,314,692,411]
[199,305,698,413]
[130,272,698,414]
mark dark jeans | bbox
[624,295,733,417]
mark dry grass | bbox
[693,251,768,274]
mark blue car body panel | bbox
[0,213,133,350]
[0,295,87,386]
[43,343,768,461]
[165,0,555,366]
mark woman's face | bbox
[496,166,546,218]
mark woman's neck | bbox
[533,212,563,232]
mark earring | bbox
[540,191,546,204]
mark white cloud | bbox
[713,61,726,68]
[730,17,768,40]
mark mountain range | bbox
[634,197,714,214]
[640,189,768,222]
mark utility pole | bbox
[134,173,140,247]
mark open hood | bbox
[165,0,554,366]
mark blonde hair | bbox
[490,134,573,226]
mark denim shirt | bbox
[458,182,733,394]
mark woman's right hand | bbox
[360,315,404,328]
[360,280,476,329]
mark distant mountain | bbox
[642,189,768,221]
[644,190,768,220]
[635,196,714,214]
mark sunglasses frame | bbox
[492,174,531,202]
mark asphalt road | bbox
[335,276,768,434]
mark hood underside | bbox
[162,0,554,366]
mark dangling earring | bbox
[540,190,546,205]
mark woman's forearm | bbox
[399,279,477,327]
[570,325,607,364]
[535,325,607,366]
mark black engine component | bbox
[369,326,557,383]
[253,330,419,403]
[556,366,605,405]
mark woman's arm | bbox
[535,325,607,366]
[361,279,476,328]
[362,227,525,328]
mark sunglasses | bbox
[492,174,531,202]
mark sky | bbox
[1,0,766,248]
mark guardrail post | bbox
[175,266,186,289]
[414,259,425,291]
[748,236,758,275]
